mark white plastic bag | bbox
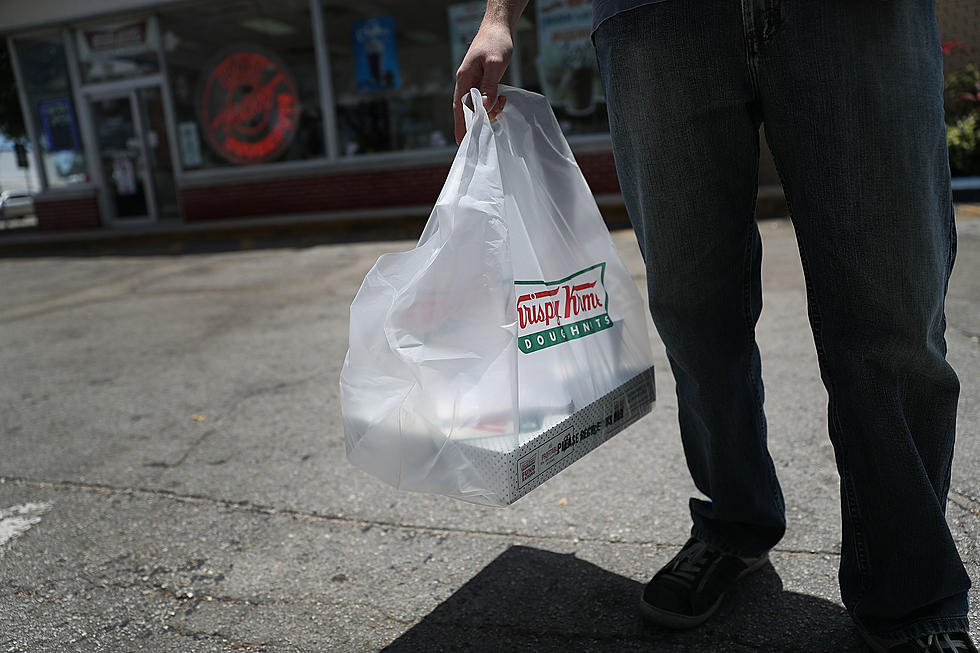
[341,86,655,506]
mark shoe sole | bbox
[857,629,979,653]
[638,553,770,630]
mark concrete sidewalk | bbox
[0,217,977,652]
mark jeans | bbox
[594,0,970,639]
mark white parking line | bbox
[0,503,52,554]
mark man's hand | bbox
[453,5,525,144]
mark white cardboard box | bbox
[456,366,656,505]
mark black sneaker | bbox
[859,629,978,652]
[639,537,769,629]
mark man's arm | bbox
[453,0,531,144]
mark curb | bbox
[2,189,977,258]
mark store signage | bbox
[535,0,601,115]
[77,17,158,60]
[112,154,137,196]
[199,50,300,165]
[38,98,80,152]
[448,2,486,70]
[353,16,401,92]
[84,22,147,52]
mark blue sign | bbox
[352,16,401,92]
[38,98,81,152]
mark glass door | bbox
[90,92,154,222]
[136,87,180,221]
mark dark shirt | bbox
[592,0,668,33]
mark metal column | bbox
[62,27,109,220]
[6,36,49,191]
[311,0,341,160]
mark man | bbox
[453,1,975,651]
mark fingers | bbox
[453,84,467,145]
[454,87,508,144]
[487,95,507,121]
[453,69,479,144]
[452,22,514,144]
[480,83,499,116]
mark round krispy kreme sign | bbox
[200,49,300,165]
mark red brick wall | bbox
[576,152,622,195]
[180,165,451,221]
[180,152,623,222]
[34,195,101,231]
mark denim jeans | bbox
[594,0,970,639]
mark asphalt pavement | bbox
[0,211,978,652]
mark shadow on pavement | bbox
[383,545,865,653]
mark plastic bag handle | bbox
[462,87,489,133]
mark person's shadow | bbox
[383,545,865,652]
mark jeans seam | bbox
[764,141,874,604]
[741,194,780,515]
[946,198,957,288]
[794,231,873,596]
[741,189,760,341]
[840,466,871,584]
[938,201,957,506]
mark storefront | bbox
[5,1,980,231]
[2,0,626,231]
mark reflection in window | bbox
[13,32,88,188]
[324,0,607,157]
[75,16,161,84]
[521,0,608,137]
[325,1,457,155]
[161,0,325,169]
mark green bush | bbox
[947,113,980,176]
[943,45,980,176]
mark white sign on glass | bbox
[178,122,203,168]
[535,0,601,115]
[448,2,487,71]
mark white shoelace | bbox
[914,633,973,652]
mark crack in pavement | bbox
[143,429,217,470]
[221,372,327,416]
[138,581,414,626]
[167,622,295,652]
[0,251,292,325]
[22,565,427,632]
[0,261,208,324]
[135,371,329,472]
[0,476,847,557]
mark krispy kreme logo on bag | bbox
[515,263,612,354]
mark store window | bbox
[324,0,607,157]
[520,0,609,136]
[325,1,459,155]
[75,16,161,84]
[13,32,88,188]
[160,0,325,170]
